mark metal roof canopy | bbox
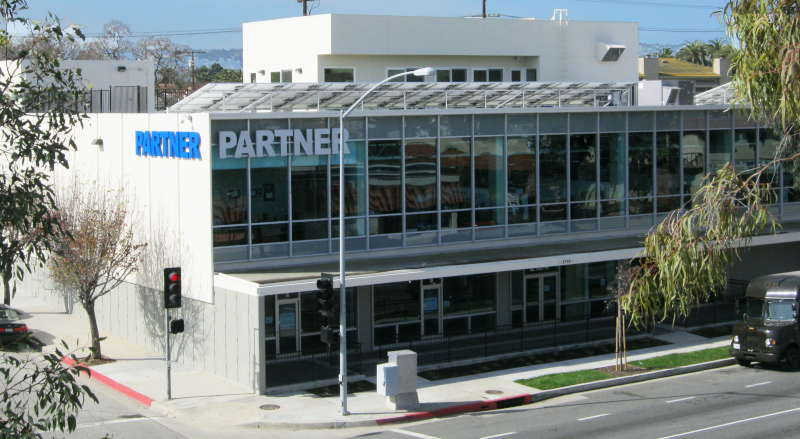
[695,83,736,106]
[167,81,637,113]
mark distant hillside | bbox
[194,49,243,70]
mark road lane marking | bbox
[76,417,154,429]
[745,381,772,388]
[666,397,695,404]
[480,433,516,439]
[578,414,609,421]
[657,406,800,438]
[390,429,442,439]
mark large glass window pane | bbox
[405,116,437,138]
[405,139,437,213]
[508,114,537,135]
[252,224,288,244]
[539,135,567,203]
[370,215,402,235]
[331,140,366,218]
[443,274,496,316]
[440,137,472,210]
[570,134,597,205]
[539,113,568,134]
[250,155,288,224]
[452,69,467,82]
[440,115,471,137]
[570,113,598,133]
[588,261,616,299]
[475,208,505,226]
[629,132,653,200]
[600,112,625,132]
[734,129,757,178]
[291,155,328,220]
[213,227,248,247]
[656,111,680,131]
[474,115,505,136]
[368,140,402,215]
[561,264,587,302]
[407,213,437,232]
[629,112,654,131]
[488,69,503,82]
[599,133,625,200]
[682,130,706,205]
[475,137,504,208]
[656,131,681,196]
[709,130,732,172]
[374,281,421,325]
[683,110,706,130]
[508,136,536,222]
[212,120,248,227]
[368,117,402,139]
[292,220,328,241]
[441,210,471,230]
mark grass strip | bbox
[516,346,731,390]
[516,369,613,390]
[629,346,730,370]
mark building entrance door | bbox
[277,300,300,354]
[422,284,442,336]
[524,273,559,322]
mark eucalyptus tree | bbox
[621,0,800,326]
[0,0,87,305]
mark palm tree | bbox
[677,40,710,66]
[656,47,674,58]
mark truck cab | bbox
[730,272,800,370]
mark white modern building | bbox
[243,14,638,84]
[19,15,800,396]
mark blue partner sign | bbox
[135,131,202,159]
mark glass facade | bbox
[211,110,790,263]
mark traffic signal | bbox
[164,267,182,309]
[317,273,334,317]
[169,319,185,334]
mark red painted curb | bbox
[375,393,533,426]
[61,357,155,408]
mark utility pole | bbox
[186,50,205,91]
[483,0,487,18]
[303,0,308,16]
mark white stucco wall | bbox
[61,113,214,302]
[243,14,638,84]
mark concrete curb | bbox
[61,357,160,411]
[243,358,737,430]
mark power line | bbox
[640,27,725,32]
[80,28,242,38]
[568,0,721,9]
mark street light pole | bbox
[337,67,434,416]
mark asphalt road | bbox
[349,364,800,439]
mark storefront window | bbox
[508,136,536,224]
[709,129,732,172]
[570,133,597,219]
[405,139,437,213]
[540,135,567,222]
[442,273,496,316]
[474,137,504,208]
[291,155,328,221]
[599,133,625,216]
[440,137,472,210]
[369,140,402,215]
[628,132,653,215]
[374,281,421,325]
[656,131,681,212]
[331,140,366,217]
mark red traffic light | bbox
[169,272,180,282]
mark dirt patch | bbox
[418,337,671,381]
[596,364,650,377]
[79,355,116,367]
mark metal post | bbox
[165,309,171,400]
[339,110,349,416]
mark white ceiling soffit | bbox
[166,81,637,113]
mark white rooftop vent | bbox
[597,42,626,62]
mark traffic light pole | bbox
[165,309,172,400]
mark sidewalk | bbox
[10,292,733,430]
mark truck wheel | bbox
[783,347,800,371]
[735,358,751,367]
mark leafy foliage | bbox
[195,62,243,84]
[1,340,98,438]
[623,165,776,327]
[49,177,147,359]
[0,0,87,305]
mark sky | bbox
[13,0,728,50]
